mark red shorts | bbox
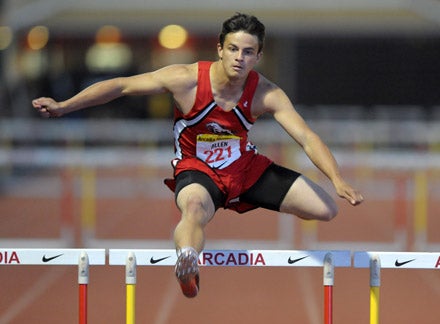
[164,151,272,212]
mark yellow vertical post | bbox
[81,167,96,244]
[355,142,374,179]
[369,255,381,324]
[126,252,136,324]
[60,167,75,246]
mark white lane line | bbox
[297,269,320,324]
[419,270,440,296]
[153,275,179,324]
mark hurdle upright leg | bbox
[323,253,334,324]
[369,255,381,324]
[126,252,137,324]
[78,251,89,324]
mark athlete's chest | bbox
[211,86,245,112]
[190,105,244,135]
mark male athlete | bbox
[33,13,363,298]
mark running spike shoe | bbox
[175,247,200,298]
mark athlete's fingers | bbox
[32,97,50,108]
[346,189,363,206]
[32,98,62,118]
[336,182,363,206]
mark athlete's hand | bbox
[334,180,364,206]
[32,97,64,118]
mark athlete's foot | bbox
[175,247,200,298]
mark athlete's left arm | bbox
[256,79,363,206]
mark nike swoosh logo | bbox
[150,256,171,264]
[288,256,309,264]
[395,259,415,267]
[42,254,64,263]
[215,160,228,169]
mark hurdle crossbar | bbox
[0,248,106,265]
[109,249,351,267]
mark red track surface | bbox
[1,169,439,324]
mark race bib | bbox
[196,134,241,169]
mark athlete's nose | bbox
[235,50,244,61]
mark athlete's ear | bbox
[217,43,223,60]
[256,51,263,62]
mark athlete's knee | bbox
[304,177,338,221]
[321,200,338,222]
[177,188,214,226]
[184,194,206,214]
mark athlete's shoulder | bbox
[170,61,213,74]
[158,62,198,78]
[255,72,278,91]
[197,61,213,69]
[152,63,198,92]
[251,73,287,117]
[254,73,282,104]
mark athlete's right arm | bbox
[32,64,194,118]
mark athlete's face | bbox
[217,31,262,79]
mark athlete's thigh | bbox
[240,163,300,211]
[280,175,338,221]
[174,171,224,226]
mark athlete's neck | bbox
[211,60,247,90]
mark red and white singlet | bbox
[165,61,273,210]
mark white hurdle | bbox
[354,251,440,324]
[109,249,351,267]
[109,249,351,324]
[0,248,106,324]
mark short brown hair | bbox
[219,13,265,53]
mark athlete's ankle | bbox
[177,246,198,257]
